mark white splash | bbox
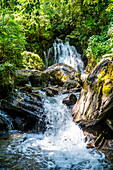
[44,40,85,73]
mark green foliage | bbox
[106,0,113,12]
[68,0,112,48]
[0,0,18,11]
[0,62,15,97]
[108,24,113,39]
[86,21,113,69]
[86,34,112,67]
[15,0,40,52]
[0,0,113,96]
[0,10,26,96]
[83,0,100,5]
[0,11,26,67]
[21,51,45,70]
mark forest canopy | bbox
[0,0,113,95]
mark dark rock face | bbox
[1,91,46,133]
[72,57,113,134]
[15,69,41,86]
[0,110,13,132]
[62,94,77,106]
[0,115,8,131]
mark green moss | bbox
[54,71,62,79]
[62,75,68,81]
[94,62,113,97]
[98,70,106,79]
[83,82,88,91]
[40,73,49,86]
[20,84,32,92]
[94,83,100,94]
[102,83,112,97]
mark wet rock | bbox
[20,84,32,93]
[15,69,41,86]
[0,117,8,131]
[29,74,42,87]
[15,64,83,91]
[62,94,77,106]
[0,110,13,132]
[62,87,81,94]
[29,63,82,88]
[63,80,80,90]
[106,117,113,131]
[1,90,46,133]
[72,57,113,134]
[46,87,59,97]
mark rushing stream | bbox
[0,93,111,169]
[0,41,113,169]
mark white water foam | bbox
[44,40,85,73]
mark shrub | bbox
[0,11,26,67]
[21,51,45,70]
[86,33,113,69]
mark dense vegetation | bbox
[0,0,113,97]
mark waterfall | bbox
[0,44,111,168]
[3,93,110,169]
[44,40,85,73]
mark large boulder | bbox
[46,87,59,97]
[29,63,82,88]
[72,57,113,133]
[1,90,46,133]
[15,69,41,86]
[62,94,77,106]
[15,64,82,91]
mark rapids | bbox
[0,93,112,169]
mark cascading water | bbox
[44,40,85,73]
[0,93,111,169]
[0,41,112,169]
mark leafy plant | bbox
[0,11,26,67]
[86,34,113,69]
[21,51,45,70]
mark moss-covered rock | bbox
[15,69,41,87]
[72,57,113,134]
[15,63,83,94]
[46,87,59,97]
[29,63,82,88]
[20,84,32,93]
[0,63,15,99]
[43,63,82,87]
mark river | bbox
[0,92,112,169]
